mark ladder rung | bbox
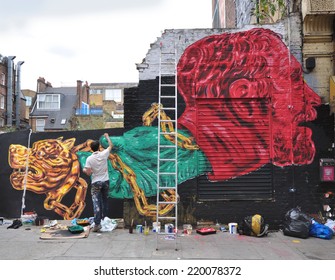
[160,70,176,77]
[157,216,176,220]
[159,119,176,122]
[158,201,177,205]
[161,84,176,87]
[160,96,176,99]
[159,172,177,175]
[159,159,176,162]
[161,107,176,110]
[158,186,176,190]
[160,132,176,135]
[159,132,177,136]
[159,145,176,148]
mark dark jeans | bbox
[91,180,109,226]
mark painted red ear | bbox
[229,78,268,99]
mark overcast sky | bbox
[0,0,212,90]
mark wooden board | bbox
[40,226,90,240]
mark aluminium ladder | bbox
[156,40,178,251]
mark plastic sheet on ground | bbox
[100,217,118,232]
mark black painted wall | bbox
[0,79,333,228]
[0,128,124,220]
[124,79,334,228]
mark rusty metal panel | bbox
[196,98,273,200]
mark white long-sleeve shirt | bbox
[84,148,110,183]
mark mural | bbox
[7,28,321,219]
[7,122,207,218]
[8,137,93,219]
[177,28,321,181]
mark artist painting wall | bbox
[0,25,334,227]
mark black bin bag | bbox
[282,207,312,239]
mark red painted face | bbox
[177,28,321,181]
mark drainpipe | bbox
[6,56,16,126]
[15,61,24,129]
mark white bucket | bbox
[152,222,161,233]
[228,223,238,234]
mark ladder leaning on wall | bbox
[155,40,178,251]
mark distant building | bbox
[89,82,138,128]
[0,54,27,130]
[22,89,36,124]
[30,78,89,132]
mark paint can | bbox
[183,224,192,235]
[136,225,143,233]
[144,226,150,235]
[152,222,161,233]
[165,224,174,233]
[168,224,174,233]
[228,223,238,234]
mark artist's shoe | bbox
[92,224,102,232]
[7,219,22,229]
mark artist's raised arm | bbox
[104,133,113,151]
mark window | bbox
[90,89,102,94]
[37,94,60,109]
[105,89,122,102]
[61,118,66,125]
[0,73,5,86]
[0,95,4,109]
[36,119,45,131]
[25,96,32,106]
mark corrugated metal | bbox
[196,98,273,200]
[197,164,273,200]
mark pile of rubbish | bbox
[283,207,334,240]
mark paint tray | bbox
[76,219,90,226]
[196,227,217,235]
[68,225,84,234]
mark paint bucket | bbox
[183,224,192,235]
[228,223,238,234]
[152,222,161,233]
[144,226,150,235]
[136,225,143,233]
[165,224,174,233]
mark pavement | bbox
[1,219,335,280]
[0,218,335,260]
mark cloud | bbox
[47,46,76,58]
[1,0,212,89]
[0,0,163,26]
[0,0,165,35]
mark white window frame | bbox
[36,119,45,131]
[105,89,122,102]
[37,94,60,109]
[25,96,32,106]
